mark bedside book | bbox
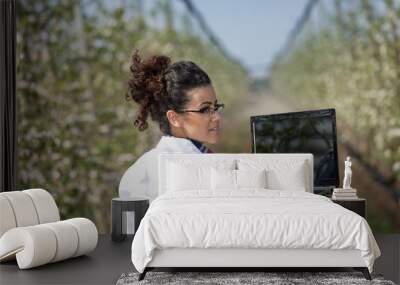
[332,188,358,200]
[333,188,357,192]
[332,196,359,200]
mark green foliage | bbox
[16,0,249,232]
[270,0,400,232]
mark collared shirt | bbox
[188,138,214,153]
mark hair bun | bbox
[148,54,171,77]
[128,50,171,131]
[129,50,171,99]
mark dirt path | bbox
[236,89,296,121]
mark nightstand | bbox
[332,198,366,218]
[111,197,149,242]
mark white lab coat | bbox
[118,135,201,202]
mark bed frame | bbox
[139,248,371,280]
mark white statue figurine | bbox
[343,156,352,189]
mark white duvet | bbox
[131,190,381,273]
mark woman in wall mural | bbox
[119,50,224,201]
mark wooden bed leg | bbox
[138,268,148,281]
[354,267,371,280]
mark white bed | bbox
[130,153,381,280]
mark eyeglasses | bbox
[179,103,225,116]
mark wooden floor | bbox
[0,234,399,285]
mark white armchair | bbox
[0,188,98,269]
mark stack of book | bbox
[332,188,358,200]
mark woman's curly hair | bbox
[127,49,211,134]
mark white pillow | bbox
[237,159,307,191]
[165,158,236,192]
[211,168,236,190]
[211,168,267,191]
[166,162,211,191]
[165,158,236,170]
[236,169,267,189]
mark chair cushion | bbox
[0,191,39,228]
[0,189,97,269]
[0,189,60,238]
[0,196,17,237]
[0,218,98,269]
[23,189,60,224]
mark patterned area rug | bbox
[116,271,396,285]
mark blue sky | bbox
[141,0,310,77]
[191,0,309,77]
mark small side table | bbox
[111,197,149,242]
[332,198,366,218]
